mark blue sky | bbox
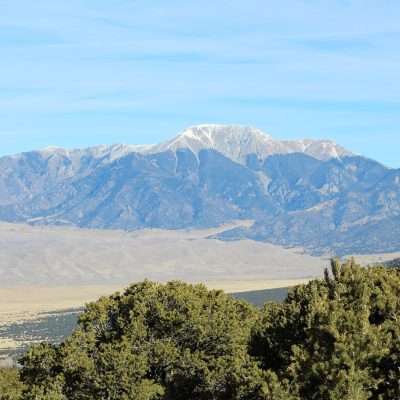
[0,0,399,167]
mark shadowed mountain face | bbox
[0,125,399,255]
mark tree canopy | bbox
[251,259,400,399]
[2,259,400,399]
[20,280,270,400]
[0,367,25,400]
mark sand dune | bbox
[0,221,329,329]
[2,220,395,325]
[0,221,327,287]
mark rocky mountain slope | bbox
[0,124,399,255]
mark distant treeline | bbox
[1,259,400,399]
[0,309,82,360]
[0,290,286,362]
[386,258,400,269]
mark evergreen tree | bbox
[20,280,268,399]
[0,367,25,400]
[251,259,400,399]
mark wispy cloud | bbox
[0,0,399,166]
[213,97,400,113]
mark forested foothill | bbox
[1,259,400,399]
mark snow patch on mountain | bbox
[144,125,286,164]
[281,139,354,161]
[144,124,354,163]
[20,124,354,165]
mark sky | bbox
[0,0,399,167]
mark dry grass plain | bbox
[0,280,312,327]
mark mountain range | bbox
[1,124,399,255]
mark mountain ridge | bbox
[8,124,356,166]
[0,125,398,256]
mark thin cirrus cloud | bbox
[0,0,399,167]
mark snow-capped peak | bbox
[26,125,354,165]
[143,125,354,164]
[145,124,285,164]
